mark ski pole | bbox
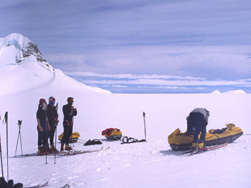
[54,123,57,164]
[0,114,3,178]
[143,112,147,141]
[4,112,9,180]
[19,121,23,156]
[54,103,58,164]
[14,129,19,157]
[0,133,4,178]
[45,120,48,165]
[15,120,23,156]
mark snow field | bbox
[0,33,251,188]
[0,89,250,187]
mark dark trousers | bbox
[37,127,49,147]
[49,125,56,145]
[187,112,207,142]
[49,120,57,145]
[62,121,73,145]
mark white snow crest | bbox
[0,33,53,71]
[0,33,111,96]
[211,89,247,94]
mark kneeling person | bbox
[187,108,210,151]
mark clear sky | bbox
[1,0,251,93]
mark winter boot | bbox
[38,145,43,154]
[191,142,198,151]
[50,144,58,153]
[47,144,52,153]
[50,143,54,150]
[65,145,73,151]
[61,143,64,151]
[42,145,50,154]
[198,141,207,151]
[38,146,47,155]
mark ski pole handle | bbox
[18,120,22,127]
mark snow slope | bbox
[0,33,110,96]
[1,93,251,188]
[0,33,251,188]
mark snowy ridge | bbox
[211,89,247,94]
[0,33,52,70]
[0,33,111,96]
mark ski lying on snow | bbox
[184,143,228,157]
[15,147,110,158]
[57,146,110,157]
[56,183,69,188]
[14,152,41,157]
[15,152,59,158]
[23,180,49,188]
[23,181,69,188]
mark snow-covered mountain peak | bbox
[0,33,111,96]
[0,33,53,71]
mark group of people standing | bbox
[36,97,77,154]
[37,97,209,153]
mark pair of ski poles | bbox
[0,112,23,181]
[45,120,58,165]
[47,103,59,165]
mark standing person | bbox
[186,108,210,151]
[61,97,77,151]
[47,96,59,152]
[37,98,51,154]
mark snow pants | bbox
[37,126,49,147]
[62,121,73,145]
[49,120,57,145]
[187,112,207,142]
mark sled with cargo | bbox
[168,124,243,150]
[102,128,122,140]
[58,132,80,143]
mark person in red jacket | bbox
[61,97,77,151]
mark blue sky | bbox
[1,0,251,93]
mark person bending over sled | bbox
[187,108,210,151]
[47,96,59,152]
[61,97,77,151]
[37,98,51,154]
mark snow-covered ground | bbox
[0,34,251,187]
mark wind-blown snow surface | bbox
[1,90,251,188]
[0,33,251,187]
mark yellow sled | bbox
[168,124,243,150]
[58,132,80,143]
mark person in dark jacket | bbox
[47,96,59,151]
[187,108,210,151]
[61,97,77,151]
[37,98,51,154]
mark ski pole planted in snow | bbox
[54,103,58,165]
[143,112,147,141]
[45,118,48,165]
[15,120,23,156]
[54,123,58,164]
[0,127,4,178]
[3,112,9,180]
